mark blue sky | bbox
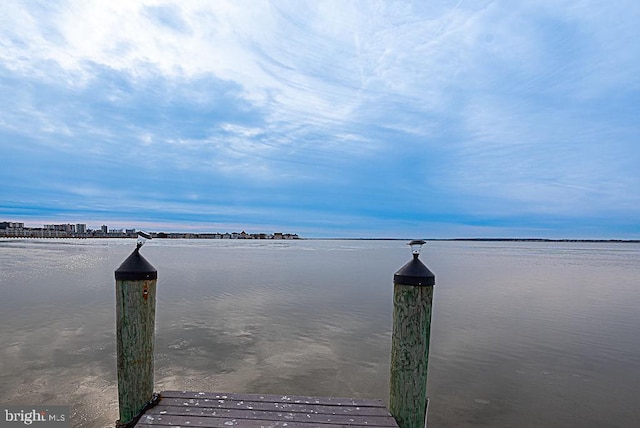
[1,1,639,238]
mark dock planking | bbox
[136,391,400,427]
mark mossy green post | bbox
[115,247,157,426]
[389,241,435,428]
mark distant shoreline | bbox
[309,237,640,243]
[1,235,638,243]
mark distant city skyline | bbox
[0,219,294,234]
[1,2,639,238]
[0,219,300,239]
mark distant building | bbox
[44,224,74,232]
[101,225,108,234]
[0,222,24,229]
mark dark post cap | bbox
[115,248,157,281]
[394,256,435,286]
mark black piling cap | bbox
[394,253,435,286]
[115,248,157,281]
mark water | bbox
[0,239,639,427]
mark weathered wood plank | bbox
[137,413,398,427]
[161,391,385,407]
[159,397,392,416]
[136,391,399,428]
[145,405,397,425]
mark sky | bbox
[1,1,639,238]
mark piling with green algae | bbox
[115,245,157,425]
[389,240,435,428]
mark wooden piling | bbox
[115,247,157,425]
[389,243,435,428]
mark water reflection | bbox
[1,239,639,427]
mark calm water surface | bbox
[0,239,638,427]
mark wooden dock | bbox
[136,390,400,427]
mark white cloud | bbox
[0,2,473,124]
[4,1,636,109]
